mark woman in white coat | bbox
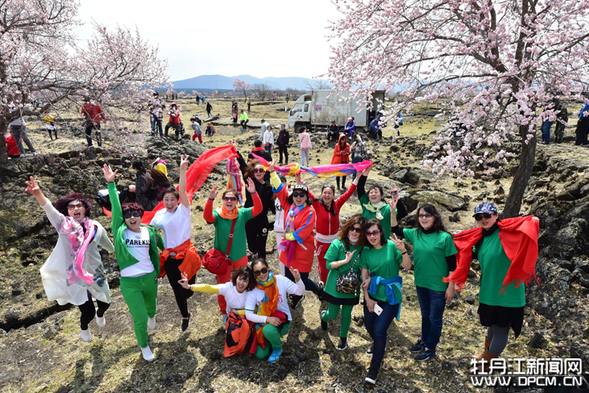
[25,176,114,342]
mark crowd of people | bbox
[26,140,539,387]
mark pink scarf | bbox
[278,204,304,266]
[226,157,244,205]
[58,216,95,285]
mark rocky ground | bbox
[0,99,588,392]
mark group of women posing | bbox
[28,150,538,386]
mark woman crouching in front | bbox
[245,258,305,363]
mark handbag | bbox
[335,241,362,295]
[202,219,237,275]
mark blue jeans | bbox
[351,156,362,181]
[363,297,399,372]
[301,149,309,166]
[150,117,163,137]
[541,120,553,143]
[415,286,446,351]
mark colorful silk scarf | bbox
[254,271,279,348]
[58,216,95,285]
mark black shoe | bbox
[181,313,192,332]
[337,337,348,351]
[414,347,436,361]
[364,367,378,386]
[410,338,425,353]
[316,281,325,302]
[366,344,374,356]
[320,311,328,331]
[289,294,305,309]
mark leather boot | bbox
[472,337,491,360]
[478,350,499,373]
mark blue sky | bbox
[77,0,339,81]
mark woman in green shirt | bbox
[320,215,366,351]
[360,218,412,387]
[391,202,457,362]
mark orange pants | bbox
[216,255,248,314]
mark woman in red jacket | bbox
[268,160,320,309]
[331,134,350,191]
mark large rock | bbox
[411,190,467,212]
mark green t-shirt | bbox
[359,240,402,302]
[474,229,525,307]
[360,194,392,239]
[324,240,362,299]
[211,208,253,261]
[403,229,457,292]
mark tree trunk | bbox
[503,125,537,218]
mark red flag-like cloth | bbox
[103,145,238,223]
[444,216,540,293]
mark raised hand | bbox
[391,233,406,253]
[208,184,219,200]
[289,266,301,283]
[268,158,277,173]
[102,164,118,183]
[178,272,191,290]
[25,176,41,196]
[245,177,256,194]
[179,155,189,171]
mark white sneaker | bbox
[95,308,106,327]
[141,346,154,361]
[80,329,91,342]
[147,316,156,330]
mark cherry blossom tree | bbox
[328,0,589,217]
[232,78,250,98]
[0,0,168,163]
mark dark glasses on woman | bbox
[67,203,84,210]
[292,192,306,198]
[223,196,237,202]
[254,267,268,276]
[253,168,265,173]
[349,226,362,233]
[366,230,380,237]
[418,213,433,219]
[474,213,493,221]
[124,211,143,219]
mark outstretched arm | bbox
[25,176,50,207]
[179,155,190,208]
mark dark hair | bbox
[368,184,385,200]
[338,136,347,148]
[122,202,144,217]
[132,161,145,171]
[150,168,171,188]
[54,193,92,218]
[244,159,264,180]
[339,215,366,250]
[231,266,255,291]
[415,204,448,233]
[147,153,157,160]
[254,140,263,148]
[251,258,269,271]
[222,189,239,201]
[364,218,386,247]
[162,187,179,200]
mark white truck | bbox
[287,90,386,132]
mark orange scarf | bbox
[158,238,202,279]
[218,206,239,220]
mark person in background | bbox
[25,177,113,342]
[205,122,216,136]
[148,153,167,177]
[259,119,268,140]
[129,161,158,211]
[331,134,351,191]
[191,117,203,144]
[43,111,58,140]
[232,102,239,124]
[248,139,272,162]
[327,120,339,143]
[150,92,163,138]
[277,124,290,165]
[575,91,589,145]
[299,127,312,167]
[240,110,249,130]
[263,125,274,157]
[351,134,368,181]
[164,102,182,140]
[344,117,355,140]
[81,98,106,148]
[394,112,403,137]
[554,100,568,144]
[206,101,213,117]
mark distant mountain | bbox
[172,74,330,90]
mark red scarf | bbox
[444,216,540,294]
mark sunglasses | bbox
[67,203,84,210]
[366,230,380,237]
[474,213,493,221]
[253,168,265,173]
[223,196,237,202]
[349,226,362,233]
[254,267,268,276]
[124,211,143,219]
[418,213,433,219]
[292,191,307,198]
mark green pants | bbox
[255,321,291,360]
[120,270,158,348]
[321,302,354,338]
